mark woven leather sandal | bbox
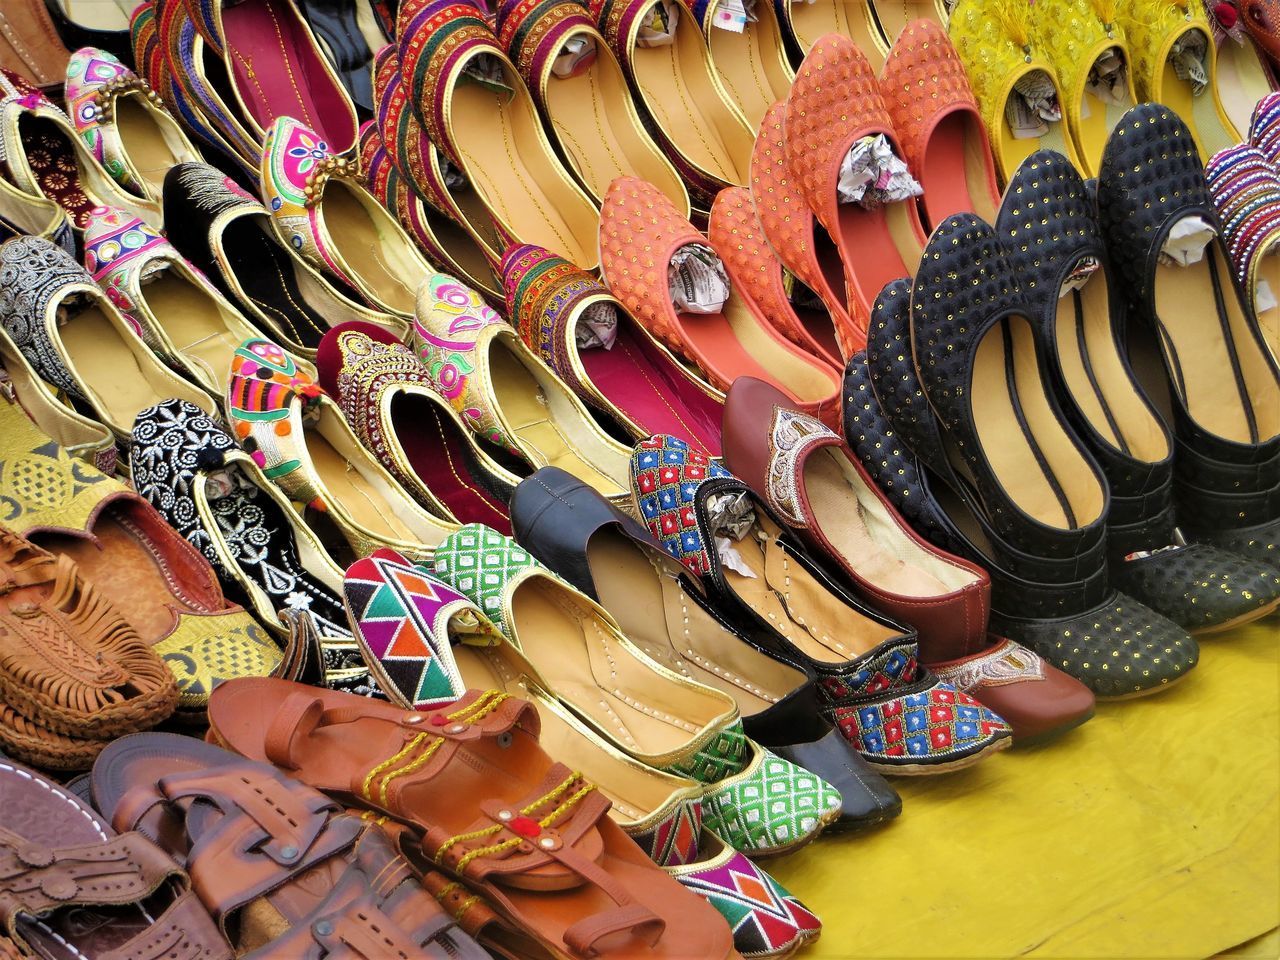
[0,527,177,758]
[0,753,232,958]
[93,732,490,959]
[207,679,739,960]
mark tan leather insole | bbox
[1153,245,1280,443]
[970,316,1104,528]
[488,346,621,493]
[510,578,708,755]
[59,305,184,429]
[114,98,177,191]
[42,513,178,643]
[1159,36,1235,158]
[545,51,684,205]
[1257,248,1280,362]
[789,0,884,60]
[708,7,792,129]
[1054,274,1168,461]
[804,450,974,594]
[721,515,895,663]
[589,534,796,717]
[1071,50,1132,176]
[60,0,133,30]
[633,12,752,183]
[323,184,419,313]
[144,272,245,392]
[452,71,596,268]
[307,433,421,542]
[1216,39,1272,139]
[868,0,943,47]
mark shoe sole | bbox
[1094,669,1196,702]
[863,734,1012,777]
[1189,597,1280,637]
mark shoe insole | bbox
[114,97,184,196]
[224,221,331,350]
[306,430,430,544]
[787,0,884,62]
[509,577,710,755]
[449,647,661,822]
[1255,248,1280,363]
[210,480,351,640]
[868,0,943,47]
[632,12,753,183]
[969,316,1104,529]
[451,70,598,269]
[1153,244,1280,444]
[588,532,798,718]
[1158,31,1236,158]
[720,515,896,664]
[1069,52,1134,178]
[545,51,687,207]
[835,200,921,317]
[39,505,183,644]
[579,324,724,457]
[802,449,977,595]
[488,345,626,496]
[143,270,252,392]
[995,69,1075,180]
[674,296,837,403]
[791,303,843,364]
[921,110,998,226]
[388,391,514,533]
[322,182,421,314]
[59,303,198,432]
[18,116,97,228]
[1054,273,1168,462]
[58,0,134,30]
[409,192,501,295]
[222,0,356,152]
[707,5,792,130]
[1216,38,1272,139]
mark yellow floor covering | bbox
[769,620,1280,959]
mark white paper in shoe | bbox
[669,243,730,313]
[1085,47,1128,107]
[710,0,753,33]
[575,302,619,350]
[1005,70,1061,139]
[1058,256,1101,298]
[707,490,758,578]
[637,0,678,47]
[837,134,923,207]
[461,53,514,96]
[1170,30,1208,95]
[552,37,596,77]
[1256,278,1277,313]
[1158,216,1216,266]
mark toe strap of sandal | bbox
[564,902,666,957]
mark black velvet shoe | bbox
[998,149,1280,632]
[296,0,385,118]
[162,162,407,358]
[1097,104,1280,573]
[510,465,901,828]
[849,275,1200,699]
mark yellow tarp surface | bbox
[770,621,1280,960]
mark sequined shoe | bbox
[629,434,1014,770]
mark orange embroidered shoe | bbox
[748,100,859,359]
[707,186,844,367]
[784,34,928,351]
[600,176,844,426]
[879,18,1001,227]
[948,0,1083,182]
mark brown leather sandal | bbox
[206,678,739,960]
[0,527,177,753]
[0,753,232,960]
[91,732,492,960]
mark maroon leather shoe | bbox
[722,376,1095,743]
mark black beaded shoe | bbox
[162,162,407,358]
[1097,104,1280,573]
[851,273,1199,699]
[510,465,902,829]
[998,149,1280,632]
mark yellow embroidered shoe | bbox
[0,395,283,715]
[1031,0,1137,177]
[1120,0,1240,159]
[949,0,1083,183]
[226,338,459,562]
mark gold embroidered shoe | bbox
[0,397,282,715]
[1119,0,1240,159]
[415,274,635,505]
[226,338,459,562]
[948,0,1083,182]
[0,235,217,444]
